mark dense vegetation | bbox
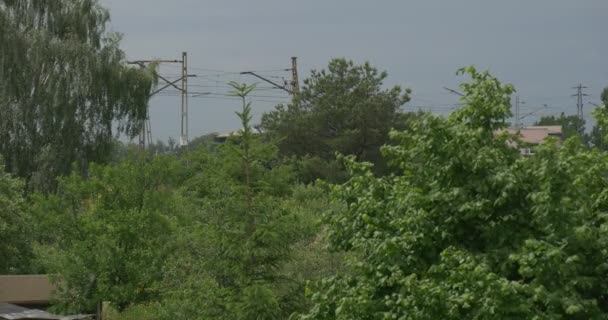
[303,68,608,319]
[261,58,411,181]
[2,1,608,319]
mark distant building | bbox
[213,129,262,143]
[214,130,242,143]
[0,275,92,320]
[507,126,563,144]
[502,125,563,155]
[0,275,52,307]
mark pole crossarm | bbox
[150,75,197,96]
[126,56,191,148]
[156,73,184,92]
[151,77,183,96]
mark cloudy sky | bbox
[100,0,608,142]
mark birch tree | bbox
[0,0,156,192]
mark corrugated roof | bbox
[0,303,92,320]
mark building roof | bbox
[216,130,242,139]
[0,275,53,305]
[524,125,562,134]
[505,126,563,144]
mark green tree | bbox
[535,112,587,143]
[187,133,221,151]
[0,156,33,274]
[590,87,608,150]
[185,82,300,319]
[137,83,329,320]
[590,124,605,151]
[301,67,608,319]
[0,0,156,192]
[33,154,185,312]
[261,58,411,179]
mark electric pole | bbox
[180,52,189,147]
[572,84,588,135]
[291,57,300,96]
[137,117,148,149]
[514,96,525,129]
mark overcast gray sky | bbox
[100,0,608,142]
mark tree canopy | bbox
[301,67,608,319]
[0,157,33,274]
[535,113,586,141]
[2,3,608,315]
[0,0,156,192]
[33,154,184,312]
[261,58,411,179]
[28,83,339,319]
[147,83,331,320]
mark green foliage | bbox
[33,154,186,312]
[589,88,608,151]
[536,112,587,143]
[590,123,606,151]
[147,138,180,155]
[0,0,156,192]
[0,156,34,274]
[451,66,514,131]
[101,83,337,320]
[261,58,411,178]
[301,67,608,319]
[28,86,337,318]
[186,133,221,152]
[181,83,314,319]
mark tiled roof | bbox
[505,126,563,144]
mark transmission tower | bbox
[572,84,588,135]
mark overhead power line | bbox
[240,71,293,94]
[443,87,464,97]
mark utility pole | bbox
[146,118,152,147]
[138,118,153,149]
[290,57,300,96]
[572,84,588,135]
[514,96,525,129]
[180,52,189,147]
[137,118,147,149]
